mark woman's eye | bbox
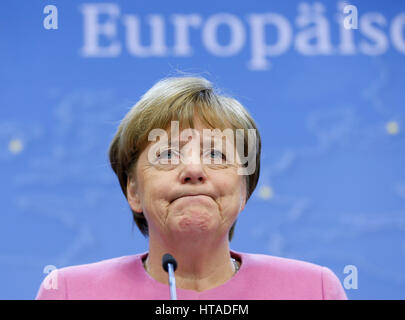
[209,149,226,160]
[158,149,178,161]
[159,150,171,159]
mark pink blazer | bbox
[36,250,347,300]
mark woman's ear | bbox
[239,195,246,213]
[238,179,247,213]
[127,176,143,213]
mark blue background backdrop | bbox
[1,0,404,299]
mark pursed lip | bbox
[171,193,214,203]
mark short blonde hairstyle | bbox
[109,76,261,240]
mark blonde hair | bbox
[109,76,261,240]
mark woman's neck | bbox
[144,234,237,292]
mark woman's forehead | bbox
[166,116,231,132]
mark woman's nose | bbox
[180,163,207,184]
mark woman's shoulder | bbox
[236,250,326,274]
[232,250,347,299]
[57,253,142,277]
[35,253,146,299]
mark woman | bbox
[36,76,347,299]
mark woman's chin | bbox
[169,212,218,236]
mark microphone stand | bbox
[167,262,177,300]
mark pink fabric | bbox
[35,250,347,300]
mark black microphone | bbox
[162,253,178,300]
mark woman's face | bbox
[127,120,247,242]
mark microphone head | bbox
[162,253,178,272]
